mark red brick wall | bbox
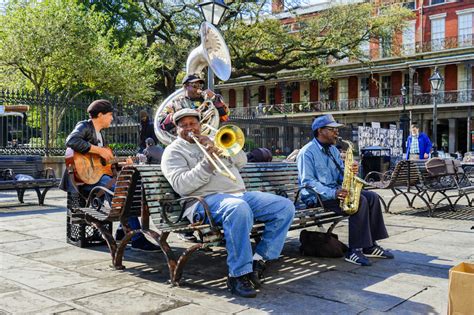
[444,64,457,91]
[228,89,236,108]
[348,76,358,99]
[391,71,403,96]
[369,74,379,98]
[418,68,431,93]
[310,80,318,102]
[292,83,300,103]
[275,85,282,104]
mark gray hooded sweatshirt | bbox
[161,137,247,197]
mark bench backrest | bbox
[135,163,300,230]
[0,155,44,179]
[106,166,143,221]
[385,160,422,188]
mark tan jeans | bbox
[409,154,419,160]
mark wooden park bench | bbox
[0,155,59,205]
[67,162,345,286]
[418,158,474,216]
[364,160,428,213]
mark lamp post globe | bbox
[197,0,229,90]
[429,67,444,157]
[197,0,229,26]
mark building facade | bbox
[218,0,474,156]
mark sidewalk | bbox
[0,188,473,314]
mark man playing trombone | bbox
[161,108,295,298]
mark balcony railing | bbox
[329,34,474,64]
[229,89,474,119]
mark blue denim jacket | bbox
[297,138,344,205]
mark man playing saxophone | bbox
[297,114,393,266]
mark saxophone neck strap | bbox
[322,146,344,176]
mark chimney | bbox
[272,0,284,14]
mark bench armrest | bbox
[173,195,220,232]
[294,185,326,209]
[364,170,392,183]
[86,186,115,208]
[41,167,57,179]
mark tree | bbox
[225,3,414,82]
[82,0,412,97]
[0,0,156,101]
[0,0,157,149]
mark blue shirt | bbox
[297,138,344,205]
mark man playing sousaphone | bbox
[161,108,295,298]
[297,114,393,267]
[159,74,229,133]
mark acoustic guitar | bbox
[65,147,128,185]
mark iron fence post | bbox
[45,89,50,156]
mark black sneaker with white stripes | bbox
[363,245,394,259]
[345,249,372,266]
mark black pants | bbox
[324,190,388,249]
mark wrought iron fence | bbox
[230,89,474,119]
[0,89,154,156]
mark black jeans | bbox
[323,190,389,249]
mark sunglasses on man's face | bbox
[324,127,339,133]
[188,82,204,89]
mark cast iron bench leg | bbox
[16,188,25,203]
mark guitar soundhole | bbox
[101,158,106,166]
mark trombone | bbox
[188,125,245,181]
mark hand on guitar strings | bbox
[98,147,114,162]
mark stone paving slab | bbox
[1,188,473,314]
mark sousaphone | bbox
[154,22,232,145]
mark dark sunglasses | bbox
[324,127,339,132]
[187,82,204,89]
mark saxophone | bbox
[339,137,366,215]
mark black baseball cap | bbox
[182,74,205,85]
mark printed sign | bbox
[358,126,403,157]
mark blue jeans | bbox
[195,191,295,277]
[83,175,142,241]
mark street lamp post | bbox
[400,86,410,152]
[197,0,229,90]
[429,67,444,157]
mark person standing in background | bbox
[405,123,432,160]
[138,110,158,153]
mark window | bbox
[402,21,416,55]
[431,17,445,51]
[269,88,276,105]
[457,64,471,102]
[381,75,391,106]
[359,77,369,108]
[360,40,370,59]
[319,84,329,101]
[338,79,349,101]
[458,13,473,47]
[380,36,392,58]
[430,0,445,5]
[285,84,293,104]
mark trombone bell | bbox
[215,125,245,157]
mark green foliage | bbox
[0,0,156,103]
[108,143,136,150]
[226,2,414,82]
